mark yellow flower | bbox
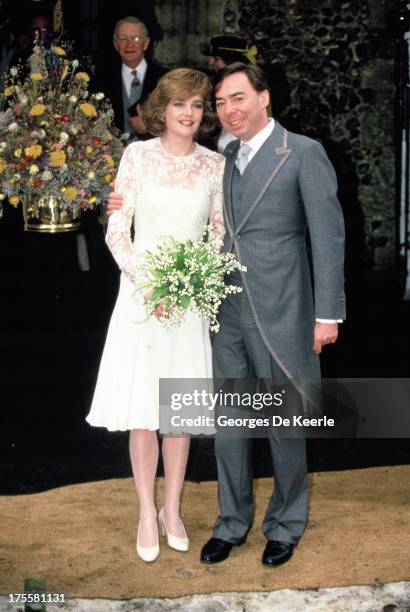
[52,46,66,56]
[49,150,66,167]
[29,104,46,116]
[30,72,43,81]
[29,164,39,175]
[105,154,114,167]
[80,103,97,118]
[104,174,113,183]
[9,195,20,206]
[25,144,43,159]
[65,187,77,201]
[0,159,6,173]
[75,72,90,82]
[87,171,95,179]
[0,193,5,200]
[14,148,22,158]
[4,85,15,96]
[85,146,93,155]
[88,195,97,204]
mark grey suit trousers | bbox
[212,289,308,545]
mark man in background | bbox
[108,16,166,142]
[202,35,259,70]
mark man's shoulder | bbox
[146,60,168,79]
[285,128,323,154]
[142,61,168,98]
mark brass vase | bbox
[23,194,80,233]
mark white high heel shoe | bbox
[136,521,160,562]
[158,508,189,552]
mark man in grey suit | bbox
[200,63,345,566]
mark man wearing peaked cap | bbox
[202,35,258,70]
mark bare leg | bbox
[129,429,159,547]
[162,435,190,537]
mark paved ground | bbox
[1,582,410,611]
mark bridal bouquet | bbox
[135,229,246,332]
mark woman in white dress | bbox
[86,68,225,562]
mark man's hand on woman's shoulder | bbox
[107,183,124,215]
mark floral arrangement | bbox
[0,37,123,219]
[136,229,246,332]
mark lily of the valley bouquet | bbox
[135,229,246,332]
[0,37,123,219]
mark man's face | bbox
[114,22,150,68]
[208,56,226,71]
[31,15,50,38]
[215,72,269,141]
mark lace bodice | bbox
[106,138,225,284]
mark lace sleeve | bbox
[105,143,140,283]
[209,155,225,245]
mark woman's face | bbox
[164,94,204,139]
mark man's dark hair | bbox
[213,62,269,94]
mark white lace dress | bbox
[86,138,225,431]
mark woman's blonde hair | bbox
[141,67,216,138]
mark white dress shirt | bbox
[241,117,275,160]
[121,58,147,99]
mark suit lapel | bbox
[140,62,166,102]
[223,140,240,240]
[235,123,291,234]
[111,69,125,131]
[141,63,154,100]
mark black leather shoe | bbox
[200,537,241,564]
[262,540,294,566]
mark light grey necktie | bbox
[129,70,142,106]
[235,143,252,175]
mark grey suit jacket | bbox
[221,122,346,382]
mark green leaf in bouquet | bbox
[190,273,203,289]
[175,252,187,271]
[179,295,191,309]
[177,278,187,291]
[149,285,170,301]
[152,269,165,280]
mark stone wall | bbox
[238,0,396,270]
[155,0,396,270]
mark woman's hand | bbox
[154,303,166,320]
[144,290,166,320]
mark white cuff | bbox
[316,319,343,324]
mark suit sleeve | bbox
[298,141,346,320]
